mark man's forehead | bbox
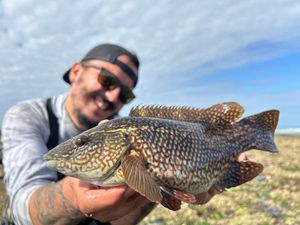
[63,44,139,86]
[80,44,139,87]
[116,55,139,76]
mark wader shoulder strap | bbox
[45,98,65,180]
[46,98,59,150]
[45,98,110,225]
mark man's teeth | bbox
[95,96,108,110]
[98,102,106,110]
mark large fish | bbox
[43,102,279,210]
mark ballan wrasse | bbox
[44,102,280,210]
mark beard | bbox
[75,94,117,130]
[77,113,99,130]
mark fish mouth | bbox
[44,159,59,170]
[43,154,62,170]
[43,153,53,161]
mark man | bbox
[1,43,220,225]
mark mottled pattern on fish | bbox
[44,102,279,210]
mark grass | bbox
[0,152,8,218]
[1,135,300,224]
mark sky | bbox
[0,0,300,129]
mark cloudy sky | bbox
[0,0,299,128]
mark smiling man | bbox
[1,44,156,225]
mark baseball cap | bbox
[63,43,139,87]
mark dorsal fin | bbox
[129,102,244,125]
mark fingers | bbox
[79,186,130,216]
[195,186,214,204]
[236,153,248,162]
[195,184,223,205]
[85,185,128,201]
[195,192,212,204]
[93,192,151,222]
[110,202,157,225]
[69,178,151,223]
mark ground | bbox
[1,135,299,224]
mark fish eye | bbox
[75,135,89,147]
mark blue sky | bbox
[0,0,299,128]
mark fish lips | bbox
[43,153,60,169]
[44,159,59,170]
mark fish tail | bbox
[234,109,280,153]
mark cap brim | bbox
[63,69,71,84]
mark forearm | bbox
[29,178,85,225]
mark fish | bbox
[43,102,280,210]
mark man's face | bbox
[67,55,137,130]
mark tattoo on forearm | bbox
[32,181,83,225]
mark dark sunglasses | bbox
[81,62,135,104]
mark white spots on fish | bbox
[107,159,114,168]
[165,157,169,165]
[164,170,174,179]
[86,162,93,169]
[92,162,99,168]
[80,165,87,172]
[71,164,78,172]
[223,104,230,114]
[153,153,160,162]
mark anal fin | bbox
[161,189,182,211]
[161,186,197,204]
[216,160,264,189]
[121,150,162,203]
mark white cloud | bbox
[0,0,300,126]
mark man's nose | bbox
[104,87,121,102]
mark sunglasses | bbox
[81,62,135,104]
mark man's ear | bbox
[68,62,82,84]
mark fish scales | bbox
[129,119,217,188]
[44,102,280,210]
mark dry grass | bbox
[1,135,299,224]
[0,152,9,218]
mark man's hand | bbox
[66,177,151,222]
[29,176,151,225]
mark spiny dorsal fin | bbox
[121,150,162,203]
[129,102,244,125]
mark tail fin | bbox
[235,110,280,153]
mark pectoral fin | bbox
[121,151,162,203]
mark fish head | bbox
[43,122,130,182]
